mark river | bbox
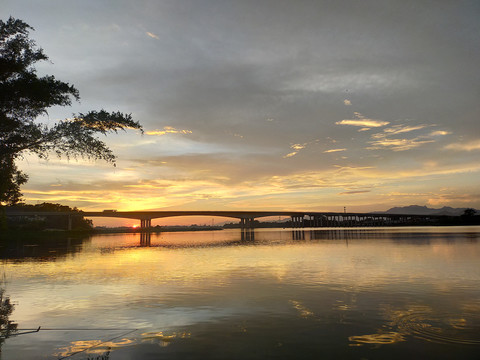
[1,226,480,359]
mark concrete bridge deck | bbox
[6,209,445,230]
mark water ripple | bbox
[385,305,480,346]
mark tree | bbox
[0,17,143,206]
[7,202,94,230]
[0,289,17,349]
[462,208,476,217]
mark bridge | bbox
[6,209,444,230]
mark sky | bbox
[2,0,480,225]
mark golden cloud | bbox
[291,143,307,150]
[337,111,389,128]
[367,138,434,151]
[283,143,309,158]
[336,119,390,127]
[430,130,451,136]
[323,148,346,153]
[146,126,193,136]
[383,124,428,134]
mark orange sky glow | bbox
[4,1,480,226]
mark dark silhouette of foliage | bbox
[6,202,93,230]
[8,202,80,212]
[0,289,17,348]
[462,208,476,217]
[460,208,479,225]
[0,17,143,207]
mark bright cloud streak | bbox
[430,130,451,136]
[146,31,159,39]
[291,144,306,151]
[283,143,310,158]
[323,148,347,153]
[367,138,435,151]
[146,126,193,136]
[383,125,428,134]
[336,112,389,128]
[336,119,390,127]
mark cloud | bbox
[338,190,371,195]
[323,148,346,153]
[283,142,312,158]
[291,144,307,151]
[283,152,298,158]
[430,130,451,136]
[146,126,193,136]
[366,123,441,151]
[445,140,480,151]
[146,31,159,39]
[5,0,480,212]
[383,124,428,135]
[336,112,389,128]
[336,119,390,128]
[367,138,434,151]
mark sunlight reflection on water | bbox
[1,227,480,359]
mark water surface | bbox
[1,227,480,359]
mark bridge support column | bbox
[140,219,152,229]
[240,218,255,229]
[291,216,305,228]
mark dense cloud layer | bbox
[4,0,480,217]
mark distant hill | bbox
[375,205,476,216]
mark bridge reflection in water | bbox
[140,232,151,246]
[132,227,455,248]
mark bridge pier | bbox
[291,215,305,228]
[240,217,255,228]
[140,219,152,229]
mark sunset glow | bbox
[3,4,480,359]
[3,0,479,226]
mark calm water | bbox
[1,227,480,359]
